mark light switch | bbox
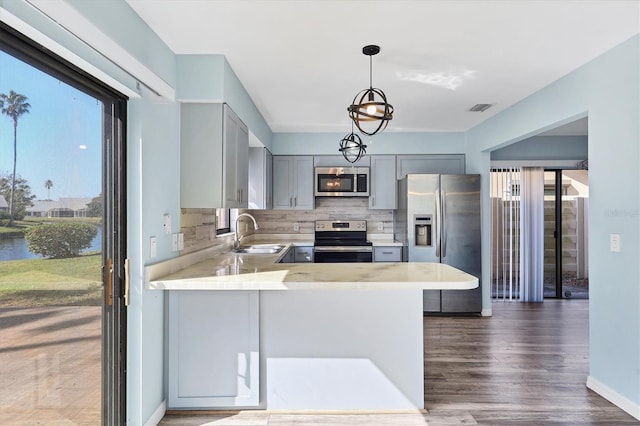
[150,236,157,258]
[610,233,621,252]
[163,214,171,234]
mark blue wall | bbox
[176,55,273,149]
[467,35,639,412]
[126,94,181,424]
[490,135,588,161]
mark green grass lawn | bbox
[0,219,29,236]
[0,253,102,307]
[0,217,101,236]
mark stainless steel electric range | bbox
[313,220,373,263]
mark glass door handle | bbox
[105,258,113,306]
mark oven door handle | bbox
[313,246,373,253]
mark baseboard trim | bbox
[586,376,640,421]
[144,399,167,426]
[481,308,492,317]
[165,408,428,415]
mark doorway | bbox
[490,167,589,301]
[0,23,127,424]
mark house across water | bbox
[26,198,93,218]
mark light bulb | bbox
[366,104,377,115]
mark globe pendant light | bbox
[347,45,394,136]
[339,122,368,163]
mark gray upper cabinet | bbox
[248,147,273,209]
[273,156,314,210]
[369,155,397,209]
[396,154,465,179]
[181,103,249,208]
[313,155,370,167]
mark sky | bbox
[0,50,101,200]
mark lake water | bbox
[0,227,102,261]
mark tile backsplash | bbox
[180,198,393,255]
[247,197,393,235]
[180,208,233,255]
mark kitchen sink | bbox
[233,244,285,254]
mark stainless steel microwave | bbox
[314,167,369,197]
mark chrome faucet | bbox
[234,213,259,249]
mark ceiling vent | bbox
[469,103,493,112]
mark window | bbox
[216,208,230,235]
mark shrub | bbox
[25,222,98,258]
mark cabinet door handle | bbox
[289,197,293,207]
[382,251,393,255]
[371,196,375,207]
[294,197,297,207]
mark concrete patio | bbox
[0,306,101,425]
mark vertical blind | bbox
[490,168,521,300]
[519,167,545,302]
[491,167,546,302]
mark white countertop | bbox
[146,238,478,291]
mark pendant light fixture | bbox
[347,45,394,136]
[339,122,368,163]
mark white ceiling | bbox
[126,0,639,134]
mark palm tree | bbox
[44,179,53,200]
[0,90,31,226]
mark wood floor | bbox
[159,300,638,425]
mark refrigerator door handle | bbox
[442,188,447,258]
[435,188,441,257]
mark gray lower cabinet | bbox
[168,291,259,408]
[278,246,313,263]
[294,246,313,263]
[273,156,314,210]
[373,246,402,262]
[396,154,465,179]
[278,247,295,263]
[369,155,397,209]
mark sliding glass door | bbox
[544,170,589,299]
[0,23,127,424]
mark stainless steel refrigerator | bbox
[394,174,482,314]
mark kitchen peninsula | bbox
[146,242,478,411]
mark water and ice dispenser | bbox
[413,215,432,246]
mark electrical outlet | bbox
[178,233,184,250]
[172,233,178,251]
[610,233,621,252]
[293,222,300,231]
[150,236,157,258]
[377,222,384,231]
